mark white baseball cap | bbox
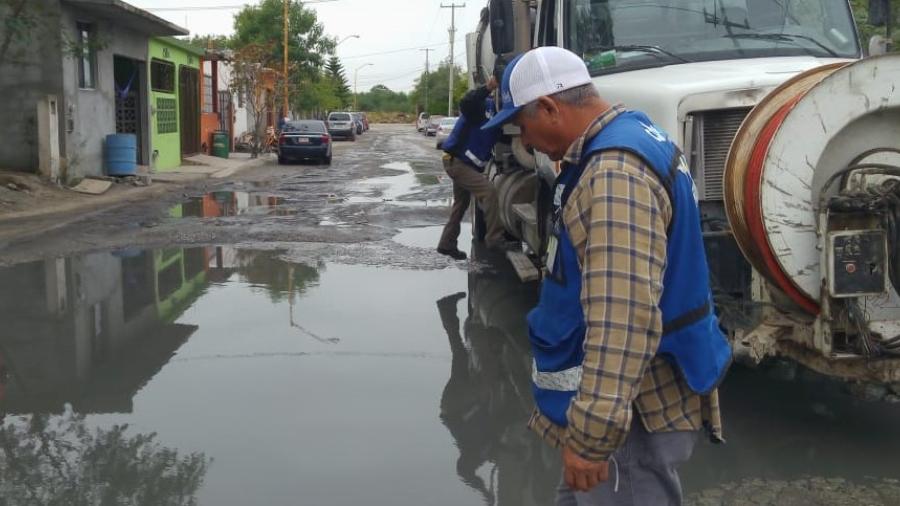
[482,46,592,130]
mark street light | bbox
[336,34,360,47]
[353,62,373,111]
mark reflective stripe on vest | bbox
[532,360,582,391]
[464,149,488,168]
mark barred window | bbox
[157,97,178,134]
[202,74,213,113]
[77,23,97,89]
[151,59,175,93]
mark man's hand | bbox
[486,76,499,92]
[562,446,609,492]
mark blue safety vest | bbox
[443,98,499,172]
[527,110,732,428]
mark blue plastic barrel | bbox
[105,133,137,176]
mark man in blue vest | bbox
[437,77,508,260]
[482,47,731,505]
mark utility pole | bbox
[441,2,465,116]
[283,0,289,121]
[419,48,434,114]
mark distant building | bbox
[200,50,238,156]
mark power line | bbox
[425,4,444,45]
[341,42,449,60]
[355,51,465,89]
[145,0,338,11]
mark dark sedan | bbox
[278,120,332,165]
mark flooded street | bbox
[2,126,900,505]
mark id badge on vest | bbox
[548,182,567,284]
[546,235,559,276]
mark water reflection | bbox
[0,410,209,505]
[173,191,291,218]
[0,248,220,503]
[438,244,561,506]
[0,248,227,414]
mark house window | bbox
[157,97,178,134]
[202,74,213,113]
[77,23,97,89]
[151,58,176,93]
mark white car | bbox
[416,112,431,132]
[435,117,458,149]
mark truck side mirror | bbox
[868,0,890,26]
[869,34,889,56]
[489,0,515,55]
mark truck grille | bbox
[691,108,751,201]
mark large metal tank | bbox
[725,55,900,317]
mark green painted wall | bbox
[149,38,202,172]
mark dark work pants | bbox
[438,157,504,250]
[555,417,698,506]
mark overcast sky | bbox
[129,0,487,92]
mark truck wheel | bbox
[471,203,487,242]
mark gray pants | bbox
[438,157,504,250]
[556,418,698,506]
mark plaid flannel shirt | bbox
[527,105,723,461]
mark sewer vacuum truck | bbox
[466,0,900,386]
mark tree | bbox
[0,411,209,505]
[293,73,342,118]
[325,56,351,107]
[356,85,412,113]
[185,34,230,52]
[410,63,468,116]
[230,43,288,157]
[231,0,335,111]
[0,0,48,70]
[851,0,900,51]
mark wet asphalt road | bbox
[1,125,900,505]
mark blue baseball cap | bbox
[481,47,593,131]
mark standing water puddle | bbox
[2,241,900,505]
[169,191,294,218]
[348,162,450,207]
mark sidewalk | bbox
[152,152,272,183]
[0,152,270,244]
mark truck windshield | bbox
[564,0,860,75]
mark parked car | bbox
[278,120,332,165]
[351,113,364,135]
[416,112,431,132]
[424,115,444,136]
[327,112,356,141]
[435,117,458,149]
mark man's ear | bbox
[536,96,560,123]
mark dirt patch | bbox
[366,112,415,124]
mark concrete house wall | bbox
[0,0,64,172]
[148,37,202,172]
[59,4,152,179]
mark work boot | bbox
[437,247,468,260]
